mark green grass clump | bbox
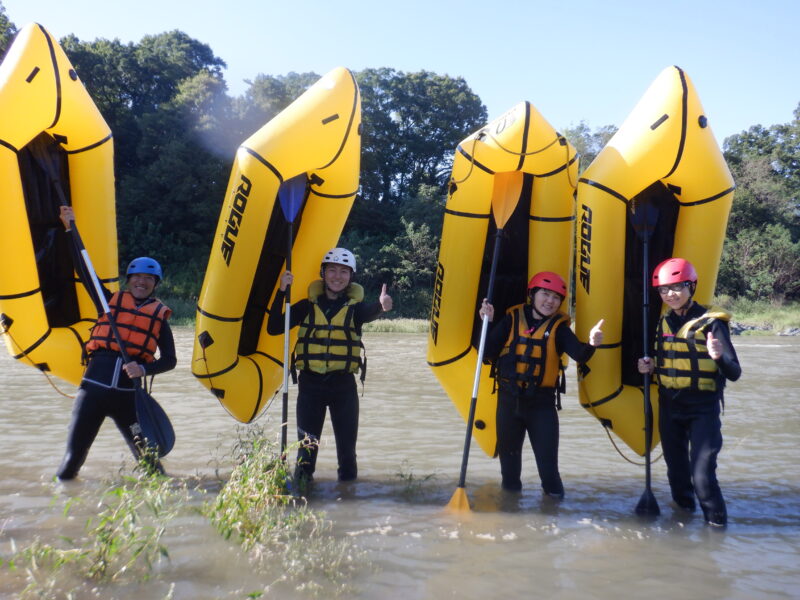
[714,296,800,333]
[363,318,428,333]
[204,426,365,595]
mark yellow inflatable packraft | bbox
[574,66,735,455]
[427,102,578,457]
[0,23,118,385]
[192,67,361,423]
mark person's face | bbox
[127,273,157,300]
[657,281,692,311]
[323,263,352,295]
[531,288,563,317]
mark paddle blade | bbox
[135,387,175,457]
[635,489,661,517]
[277,173,308,223]
[445,486,471,513]
[490,171,523,229]
[630,198,659,240]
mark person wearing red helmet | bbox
[268,248,392,489]
[480,271,604,498]
[638,258,741,527]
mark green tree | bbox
[0,1,17,56]
[562,121,617,174]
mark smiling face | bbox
[127,273,157,300]
[657,281,692,312]
[531,288,564,318]
[322,263,352,297]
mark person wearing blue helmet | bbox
[55,206,177,480]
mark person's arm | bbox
[556,322,596,364]
[482,312,512,361]
[143,320,177,376]
[266,289,309,335]
[708,320,742,382]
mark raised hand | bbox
[706,330,722,360]
[589,318,605,347]
[379,283,393,312]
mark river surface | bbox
[1,329,799,599]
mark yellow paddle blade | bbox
[490,170,524,229]
[445,486,471,513]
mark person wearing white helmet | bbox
[638,258,741,527]
[55,206,177,480]
[268,247,392,488]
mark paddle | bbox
[30,138,175,458]
[446,171,523,513]
[630,198,660,517]
[277,174,308,455]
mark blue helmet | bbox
[126,257,163,282]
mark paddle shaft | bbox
[641,229,655,492]
[281,225,293,455]
[456,230,503,489]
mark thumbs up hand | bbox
[379,283,393,312]
[706,330,722,360]
[589,318,605,347]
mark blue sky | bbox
[3,0,798,145]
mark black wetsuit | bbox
[654,302,741,525]
[267,288,382,482]
[56,287,176,480]
[484,305,595,495]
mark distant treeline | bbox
[1,5,798,319]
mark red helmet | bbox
[652,258,697,287]
[528,271,567,296]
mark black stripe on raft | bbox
[241,146,283,183]
[536,152,579,178]
[578,178,629,204]
[457,145,494,175]
[0,287,41,300]
[64,133,113,154]
[530,214,575,223]
[252,350,283,368]
[650,114,669,130]
[309,189,358,200]
[664,66,688,179]
[594,341,622,350]
[427,345,472,368]
[38,24,61,130]
[319,69,359,169]
[66,325,85,349]
[322,114,340,125]
[243,354,265,422]
[193,357,240,379]
[0,139,18,153]
[196,305,244,323]
[517,102,532,171]
[581,385,624,409]
[26,66,40,82]
[12,328,51,359]
[678,186,736,207]
[444,208,491,219]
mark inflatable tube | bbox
[192,67,361,423]
[0,23,118,385]
[574,66,735,455]
[427,102,578,457]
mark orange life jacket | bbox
[85,291,171,363]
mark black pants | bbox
[295,371,359,481]
[659,389,727,524]
[57,382,150,479]
[495,388,563,495]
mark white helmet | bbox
[321,247,356,273]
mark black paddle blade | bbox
[635,489,661,517]
[134,387,176,457]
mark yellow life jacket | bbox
[655,305,731,391]
[497,304,569,390]
[294,281,364,375]
[85,291,171,363]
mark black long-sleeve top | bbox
[658,301,741,384]
[267,287,384,336]
[483,304,596,365]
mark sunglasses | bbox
[657,281,691,295]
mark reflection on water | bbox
[1,329,799,598]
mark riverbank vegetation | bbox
[1,4,797,324]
